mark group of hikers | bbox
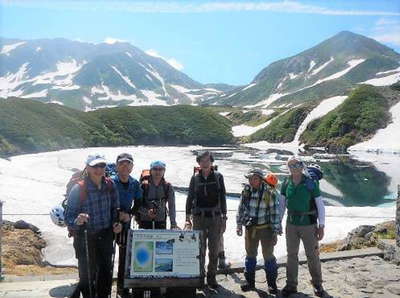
[50,150,326,298]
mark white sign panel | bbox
[129,230,201,278]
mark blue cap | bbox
[150,160,166,169]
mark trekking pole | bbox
[110,233,117,298]
[83,223,94,298]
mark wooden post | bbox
[397,185,400,248]
[0,201,3,281]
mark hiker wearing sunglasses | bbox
[112,153,142,298]
[236,169,281,294]
[280,157,326,297]
[65,153,122,298]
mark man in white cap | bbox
[65,153,122,298]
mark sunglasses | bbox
[288,162,303,169]
[90,163,106,169]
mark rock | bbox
[375,221,395,234]
[387,285,400,295]
[352,225,375,238]
[14,220,40,233]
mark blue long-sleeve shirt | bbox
[65,177,120,233]
[112,175,142,213]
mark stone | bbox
[14,220,40,233]
[387,285,400,295]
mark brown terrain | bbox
[2,220,77,276]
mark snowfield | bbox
[348,101,400,153]
[0,145,396,267]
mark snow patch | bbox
[245,92,289,108]
[137,90,168,105]
[288,72,300,80]
[376,66,400,75]
[241,83,256,91]
[310,57,334,76]
[23,89,48,98]
[313,59,365,86]
[145,64,168,97]
[111,66,136,89]
[82,96,92,105]
[294,96,347,145]
[0,42,26,55]
[261,109,274,116]
[360,72,400,86]
[0,63,30,98]
[348,101,400,153]
[308,60,316,73]
[49,100,64,106]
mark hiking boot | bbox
[281,285,297,297]
[240,271,255,292]
[218,252,231,270]
[265,257,278,295]
[207,274,219,289]
[313,284,325,297]
[117,288,130,298]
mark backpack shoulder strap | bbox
[162,180,171,200]
[213,170,222,192]
[77,180,87,203]
[281,177,288,196]
[304,177,317,197]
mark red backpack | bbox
[64,174,115,237]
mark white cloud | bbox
[104,37,126,44]
[371,18,400,46]
[145,49,184,70]
[2,1,400,16]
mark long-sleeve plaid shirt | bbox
[65,177,120,233]
[236,182,282,234]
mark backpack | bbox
[134,169,171,221]
[105,162,117,177]
[63,174,115,237]
[281,164,323,224]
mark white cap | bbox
[86,153,106,166]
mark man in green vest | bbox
[280,157,326,297]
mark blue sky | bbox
[1,0,399,85]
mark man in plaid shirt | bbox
[236,169,281,293]
[66,153,122,298]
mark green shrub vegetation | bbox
[300,85,391,150]
[248,102,317,142]
[0,99,234,157]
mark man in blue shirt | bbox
[65,153,122,298]
[112,153,142,298]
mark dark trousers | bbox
[73,228,113,298]
[138,221,166,229]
